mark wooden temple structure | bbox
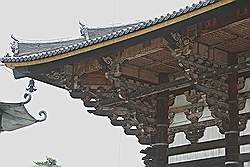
[1,0,250,166]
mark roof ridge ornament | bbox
[79,21,89,40]
[10,34,19,55]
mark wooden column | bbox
[153,73,170,167]
[225,55,242,167]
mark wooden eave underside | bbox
[5,0,242,69]
[23,15,250,89]
[198,18,250,53]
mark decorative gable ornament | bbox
[10,34,19,55]
[79,21,89,40]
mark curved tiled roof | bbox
[1,0,232,64]
[7,23,137,58]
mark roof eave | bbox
[4,0,237,69]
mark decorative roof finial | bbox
[26,79,37,93]
[79,21,89,40]
[10,34,19,55]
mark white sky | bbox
[0,0,200,166]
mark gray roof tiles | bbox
[1,0,220,63]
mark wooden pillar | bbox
[153,73,169,167]
[225,55,242,167]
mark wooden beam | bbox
[121,65,159,84]
[168,135,250,156]
[169,153,250,167]
[121,37,168,60]
[125,47,165,61]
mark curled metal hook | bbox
[23,93,32,104]
[36,111,47,122]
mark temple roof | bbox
[1,0,237,67]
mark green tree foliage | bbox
[33,157,61,167]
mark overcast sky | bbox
[0,0,202,166]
